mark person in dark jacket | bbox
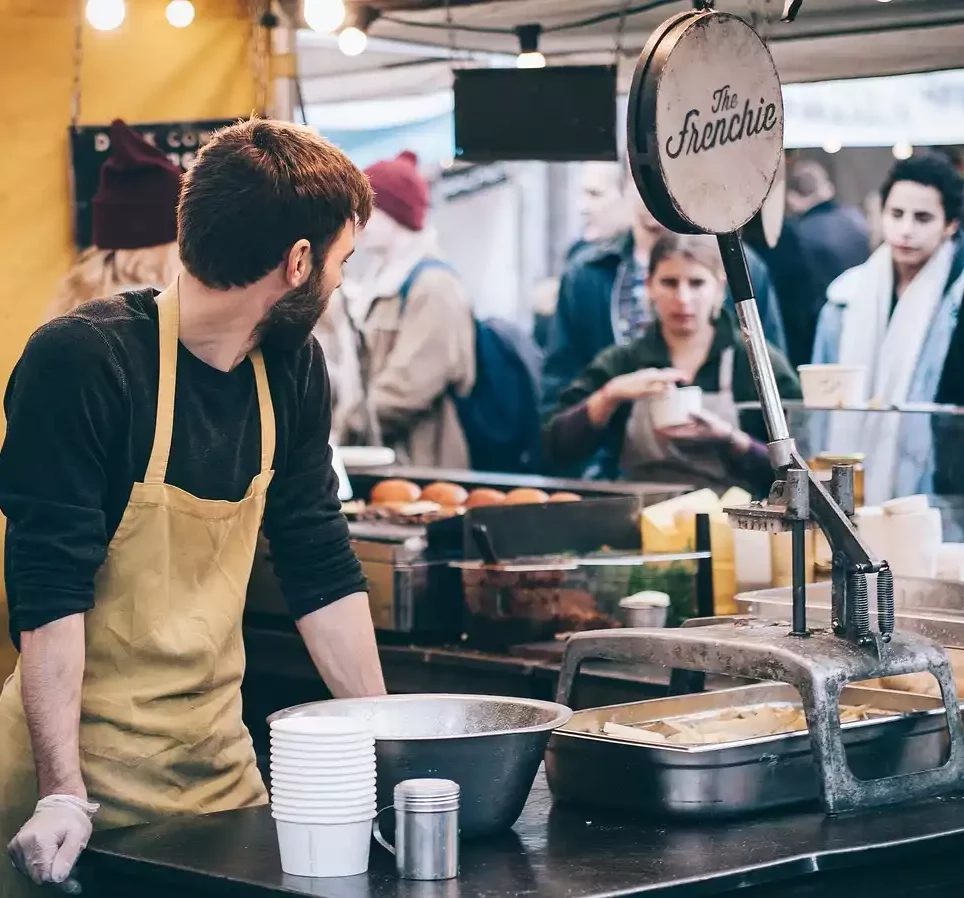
[541,194,788,421]
[757,160,870,367]
[544,234,800,495]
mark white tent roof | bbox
[293,0,964,103]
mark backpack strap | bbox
[398,259,456,311]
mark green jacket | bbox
[545,310,801,478]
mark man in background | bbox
[763,159,870,367]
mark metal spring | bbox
[848,570,871,640]
[877,563,895,642]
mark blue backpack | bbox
[399,260,543,474]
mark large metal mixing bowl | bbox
[268,694,572,838]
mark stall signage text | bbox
[665,85,779,160]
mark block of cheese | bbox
[641,489,720,554]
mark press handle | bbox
[372,807,396,856]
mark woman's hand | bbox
[657,409,751,453]
[586,368,687,428]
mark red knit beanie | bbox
[364,151,429,232]
[92,119,182,250]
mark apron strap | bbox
[146,282,278,484]
[719,346,736,395]
[145,284,180,484]
[249,350,276,473]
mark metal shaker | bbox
[374,779,460,880]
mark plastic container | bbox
[797,364,866,408]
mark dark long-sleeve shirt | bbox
[0,290,365,647]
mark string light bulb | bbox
[515,24,546,69]
[166,0,195,28]
[892,141,914,161]
[338,27,368,56]
[85,0,126,31]
[304,0,345,34]
[337,6,378,57]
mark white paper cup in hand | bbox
[275,818,373,878]
[649,385,703,429]
[797,364,866,408]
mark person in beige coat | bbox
[345,151,475,468]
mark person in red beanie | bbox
[47,120,183,321]
[342,151,476,468]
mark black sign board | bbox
[69,119,235,250]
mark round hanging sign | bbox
[628,11,785,235]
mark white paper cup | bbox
[271,745,375,761]
[269,768,375,785]
[881,494,930,516]
[797,364,866,408]
[270,733,375,748]
[272,801,377,818]
[272,805,376,823]
[271,794,377,811]
[271,783,375,802]
[937,544,964,581]
[270,753,375,770]
[269,764,375,781]
[271,716,373,738]
[886,508,942,579]
[649,385,703,429]
[271,768,375,783]
[275,818,373,878]
[271,798,377,820]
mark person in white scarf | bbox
[811,153,964,503]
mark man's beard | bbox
[256,268,331,352]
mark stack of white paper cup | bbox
[270,716,376,878]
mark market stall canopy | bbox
[292,0,964,104]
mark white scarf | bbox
[828,239,957,502]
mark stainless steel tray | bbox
[545,682,951,818]
[737,577,964,648]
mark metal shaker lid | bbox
[394,779,461,812]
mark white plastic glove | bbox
[8,795,99,892]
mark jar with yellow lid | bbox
[809,453,866,507]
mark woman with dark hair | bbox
[812,152,964,502]
[543,234,799,496]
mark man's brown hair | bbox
[177,118,373,289]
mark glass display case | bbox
[736,400,964,541]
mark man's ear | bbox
[285,239,313,287]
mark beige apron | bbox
[0,283,271,897]
[620,347,746,493]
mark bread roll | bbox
[370,479,421,505]
[504,488,550,506]
[419,481,469,508]
[549,492,581,503]
[465,488,506,509]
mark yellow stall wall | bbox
[0,0,257,678]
